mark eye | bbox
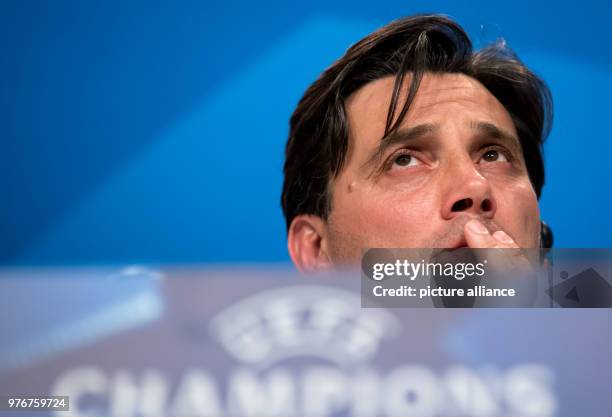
[391,152,420,169]
[481,149,509,163]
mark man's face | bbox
[323,73,540,263]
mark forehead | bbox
[344,72,516,148]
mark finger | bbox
[465,220,533,274]
[464,219,518,249]
[492,230,518,247]
[492,230,535,270]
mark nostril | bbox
[481,199,492,212]
[451,198,473,212]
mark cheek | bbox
[495,182,540,247]
[332,185,438,247]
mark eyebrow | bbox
[470,121,520,151]
[360,120,522,175]
[361,123,440,172]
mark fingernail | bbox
[466,219,489,234]
[493,230,514,243]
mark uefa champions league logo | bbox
[210,286,401,368]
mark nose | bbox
[440,158,496,220]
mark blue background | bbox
[3,0,611,265]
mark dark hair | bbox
[281,14,552,230]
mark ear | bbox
[287,214,332,272]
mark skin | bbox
[288,73,541,271]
